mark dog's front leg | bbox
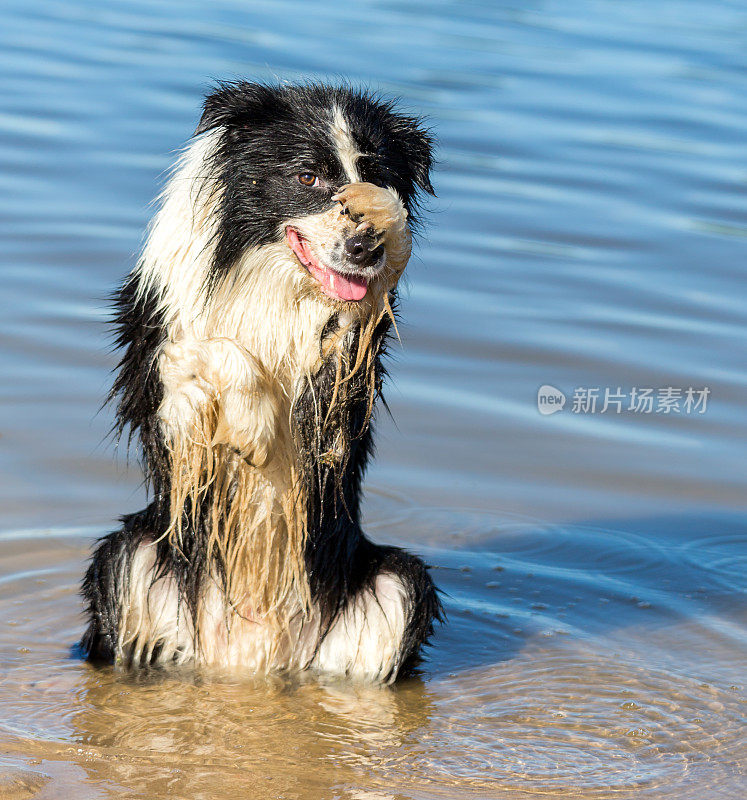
[311,571,411,683]
[309,547,440,683]
[158,338,278,467]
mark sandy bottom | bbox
[0,508,743,799]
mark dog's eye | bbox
[297,172,319,188]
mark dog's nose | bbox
[344,233,384,267]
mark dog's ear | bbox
[398,118,436,197]
[195,82,273,135]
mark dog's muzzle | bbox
[344,231,385,268]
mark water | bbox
[0,0,745,797]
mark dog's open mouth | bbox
[286,228,368,302]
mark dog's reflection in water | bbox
[70,666,434,799]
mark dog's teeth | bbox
[356,222,370,233]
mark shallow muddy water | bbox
[0,0,745,798]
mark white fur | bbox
[330,106,361,183]
[158,337,278,465]
[122,544,411,681]
[137,130,224,328]
[120,543,289,670]
[311,574,411,684]
[119,544,193,666]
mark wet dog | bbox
[80,82,442,682]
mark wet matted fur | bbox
[80,82,442,682]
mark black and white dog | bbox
[80,82,442,682]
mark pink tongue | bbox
[287,229,368,302]
[307,261,368,301]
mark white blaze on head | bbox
[330,106,361,183]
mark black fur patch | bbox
[292,303,442,677]
[108,274,170,500]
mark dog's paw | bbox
[158,340,215,437]
[219,383,278,468]
[157,339,278,466]
[311,573,410,683]
[333,183,412,274]
[332,182,408,236]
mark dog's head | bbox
[194,82,435,306]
